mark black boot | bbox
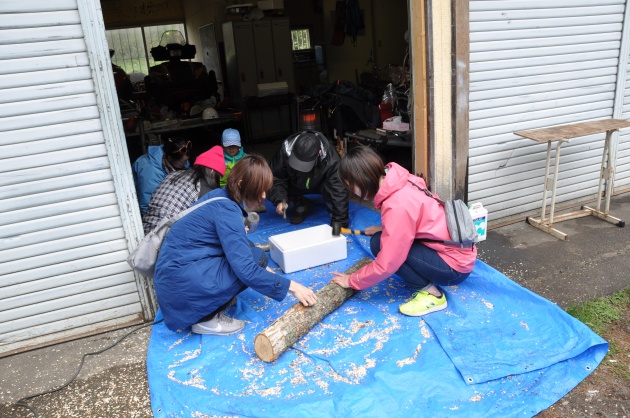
[290,196,313,225]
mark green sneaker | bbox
[399,291,447,317]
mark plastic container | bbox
[269,224,347,273]
[469,202,488,242]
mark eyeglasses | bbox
[174,141,192,155]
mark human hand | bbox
[276,201,288,217]
[331,272,351,288]
[289,280,318,307]
[364,226,382,236]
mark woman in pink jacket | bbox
[331,146,477,317]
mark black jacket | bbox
[268,131,349,225]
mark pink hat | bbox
[194,145,226,176]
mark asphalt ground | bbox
[1,192,629,417]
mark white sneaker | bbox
[191,311,244,335]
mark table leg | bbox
[604,129,615,214]
[547,140,564,224]
[594,131,609,213]
[527,140,569,240]
[539,141,552,222]
[583,129,625,227]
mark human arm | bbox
[289,280,318,306]
[347,203,417,290]
[267,146,290,207]
[364,226,382,236]
[133,157,164,215]
[217,204,291,300]
[322,159,349,226]
[263,266,316,306]
[275,201,288,217]
[330,272,351,288]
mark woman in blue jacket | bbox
[154,155,318,335]
[132,137,191,215]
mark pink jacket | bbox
[349,163,477,290]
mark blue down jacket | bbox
[132,145,167,215]
[153,187,291,331]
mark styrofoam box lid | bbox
[269,224,345,252]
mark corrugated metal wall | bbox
[468,0,627,222]
[0,0,145,356]
[617,35,630,189]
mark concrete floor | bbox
[2,185,629,416]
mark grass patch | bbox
[566,288,629,336]
[568,288,630,382]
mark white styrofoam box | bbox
[269,224,347,273]
[469,202,488,242]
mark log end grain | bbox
[254,333,275,363]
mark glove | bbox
[332,221,342,236]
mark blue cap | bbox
[222,128,241,147]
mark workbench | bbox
[514,118,630,240]
[346,129,412,148]
[126,113,240,154]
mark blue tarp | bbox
[147,198,607,417]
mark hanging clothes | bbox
[344,0,365,46]
[331,0,346,46]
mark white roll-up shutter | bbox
[616,27,630,190]
[468,0,627,222]
[0,0,150,357]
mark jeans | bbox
[370,232,469,291]
[200,241,267,322]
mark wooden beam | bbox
[254,258,372,363]
[410,0,428,178]
[452,0,470,202]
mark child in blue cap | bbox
[220,128,247,187]
[221,128,267,213]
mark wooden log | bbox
[254,258,372,362]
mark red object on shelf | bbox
[378,103,394,126]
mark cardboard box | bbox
[269,224,347,273]
[469,202,488,242]
[258,0,283,10]
[382,116,409,132]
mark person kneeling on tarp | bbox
[267,130,349,234]
[330,146,477,317]
[153,155,317,335]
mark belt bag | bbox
[127,197,227,277]
[407,180,477,248]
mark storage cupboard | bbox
[222,18,295,99]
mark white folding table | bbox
[514,118,630,240]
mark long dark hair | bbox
[226,154,273,208]
[338,145,386,201]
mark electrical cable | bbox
[13,319,163,418]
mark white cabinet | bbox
[223,18,295,99]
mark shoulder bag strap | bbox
[407,180,445,206]
[170,196,228,223]
[407,180,466,247]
